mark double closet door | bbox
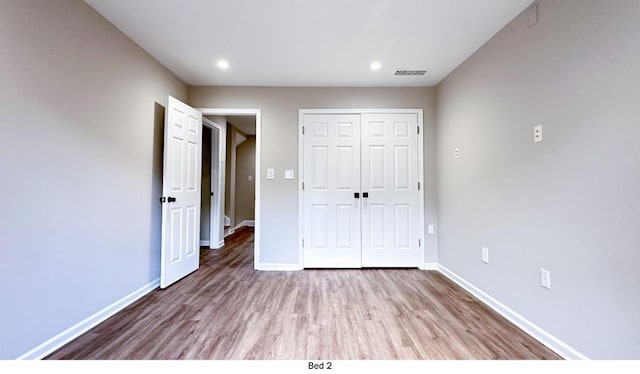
[302,111,423,268]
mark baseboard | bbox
[16,278,160,360]
[199,240,210,246]
[234,220,255,229]
[256,263,303,271]
[212,240,225,249]
[419,262,438,270]
[437,265,588,360]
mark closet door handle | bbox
[354,192,360,199]
[363,192,369,198]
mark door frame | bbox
[198,108,261,270]
[298,109,425,268]
[202,117,226,249]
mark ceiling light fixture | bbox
[370,61,382,71]
[216,59,229,70]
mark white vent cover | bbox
[394,70,427,76]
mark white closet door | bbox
[361,113,421,267]
[303,114,361,268]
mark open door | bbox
[160,96,203,288]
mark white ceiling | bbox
[85,0,533,87]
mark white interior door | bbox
[160,96,203,288]
[203,117,225,249]
[361,113,421,267]
[303,114,361,268]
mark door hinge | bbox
[302,182,305,190]
[302,126,305,135]
[417,126,420,134]
[302,239,305,247]
[418,238,421,247]
[418,182,421,190]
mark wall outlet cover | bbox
[534,125,543,142]
[284,169,295,180]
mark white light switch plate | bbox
[540,269,551,289]
[481,247,489,264]
[267,168,275,180]
[427,225,435,235]
[248,175,253,182]
[284,169,295,180]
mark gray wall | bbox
[188,87,438,265]
[235,136,256,224]
[200,126,212,241]
[0,0,186,359]
[436,0,640,359]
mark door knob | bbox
[167,196,177,203]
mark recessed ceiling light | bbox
[216,59,229,70]
[370,61,382,71]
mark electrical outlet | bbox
[284,169,295,180]
[540,269,551,289]
[455,148,460,159]
[534,125,543,142]
[481,247,489,264]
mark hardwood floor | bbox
[47,227,559,360]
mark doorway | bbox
[198,108,261,269]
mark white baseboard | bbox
[234,220,255,229]
[437,265,588,360]
[16,278,160,360]
[212,240,225,249]
[199,240,210,246]
[256,263,303,271]
[419,262,438,270]
[225,220,255,238]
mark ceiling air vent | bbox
[394,70,427,76]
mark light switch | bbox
[248,175,253,182]
[284,169,295,180]
[267,168,275,180]
[427,225,435,235]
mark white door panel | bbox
[161,96,202,288]
[361,113,420,267]
[303,114,361,268]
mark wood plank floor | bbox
[47,227,559,360]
